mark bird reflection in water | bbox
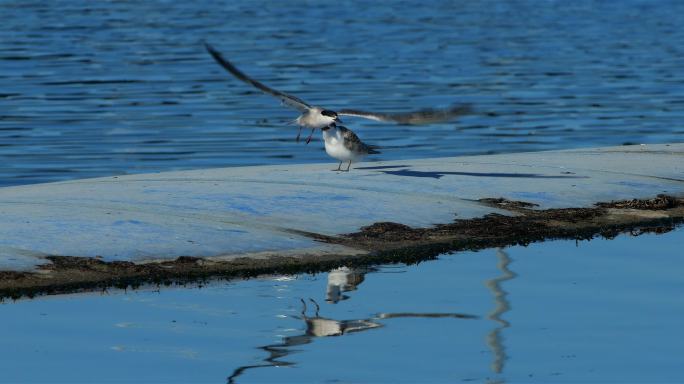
[325,266,373,303]
[227,268,477,383]
[226,298,382,383]
[485,248,516,376]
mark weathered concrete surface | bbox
[0,143,682,277]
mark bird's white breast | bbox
[323,130,354,162]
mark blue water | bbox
[2,2,683,382]
[1,0,684,186]
[1,229,682,383]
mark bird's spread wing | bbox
[205,43,311,112]
[338,104,472,125]
[340,127,379,155]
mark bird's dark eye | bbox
[321,110,337,117]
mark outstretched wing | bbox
[205,43,311,112]
[338,104,472,125]
[340,126,380,155]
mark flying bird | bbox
[321,124,379,172]
[204,43,471,144]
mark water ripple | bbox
[1,0,683,186]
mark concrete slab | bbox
[1,143,683,271]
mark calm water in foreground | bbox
[1,229,682,383]
[1,1,683,383]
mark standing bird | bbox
[204,43,471,144]
[321,125,379,172]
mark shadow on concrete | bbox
[378,168,588,179]
[355,165,413,170]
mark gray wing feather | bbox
[205,43,311,112]
[339,127,380,155]
[338,104,472,125]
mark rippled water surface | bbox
[2,3,683,383]
[1,0,683,186]
[1,229,683,383]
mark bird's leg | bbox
[332,161,342,172]
[305,127,316,144]
[345,160,352,172]
[295,126,303,142]
[300,298,307,317]
[309,298,320,317]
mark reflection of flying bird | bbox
[227,298,381,383]
[204,43,472,144]
[227,297,477,383]
[321,125,380,172]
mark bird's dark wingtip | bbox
[204,42,233,70]
[204,41,218,55]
